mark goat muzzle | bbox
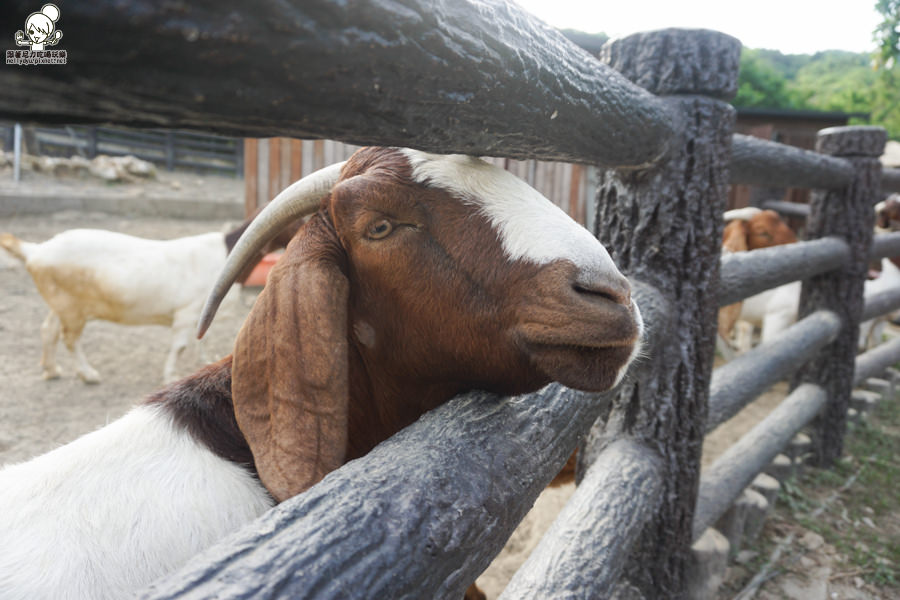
[515,262,642,392]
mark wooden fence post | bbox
[587,29,741,597]
[792,126,886,466]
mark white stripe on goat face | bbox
[400,150,620,280]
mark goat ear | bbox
[231,214,349,502]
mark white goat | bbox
[0,229,236,383]
[733,258,900,352]
[0,148,642,600]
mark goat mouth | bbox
[524,340,638,392]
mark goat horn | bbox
[197,161,346,338]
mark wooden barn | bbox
[242,138,598,228]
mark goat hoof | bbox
[78,369,101,384]
[41,367,62,380]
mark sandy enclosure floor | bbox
[0,210,258,465]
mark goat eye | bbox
[366,219,393,240]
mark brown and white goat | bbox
[0,147,642,600]
[717,208,797,355]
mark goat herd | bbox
[0,147,896,599]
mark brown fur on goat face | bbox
[221,147,641,502]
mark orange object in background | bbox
[243,252,282,287]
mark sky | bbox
[514,0,883,55]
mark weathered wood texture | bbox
[0,0,673,167]
[717,237,848,306]
[588,28,740,598]
[792,126,886,466]
[498,439,663,599]
[693,384,826,539]
[730,133,854,189]
[707,311,841,433]
[141,382,627,599]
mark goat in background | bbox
[0,213,303,384]
[717,208,797,357]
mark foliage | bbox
[874,0,900,69]
[873,0,900,138]
[733,49,801,108]
[727,3,900,138]
[733,45,900,139]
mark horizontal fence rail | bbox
[17,125,243,173]
[718,237,849,306]
[0,0,675,168]
[861,285,900,322]
[707,311,841,433]
[854,337,900,385]
[871,232,900,260]
[762,199,811,217]
[730,133,855,189]
[693,383,827,541]
[141,384,618,599]
[498,438,664,599]
[885,167,900,193]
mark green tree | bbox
[792,51,875,113]
[874,0,900,69]
[873,0,900,138]
[734,49,799,108]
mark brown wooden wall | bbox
[244,138,596,226]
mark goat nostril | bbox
[573,276,631,306]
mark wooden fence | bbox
[0,123,243,174]
[3,2,900,599]
[244,138,595,225]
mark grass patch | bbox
[780,394,900,588]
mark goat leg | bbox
[39,311,62,380]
